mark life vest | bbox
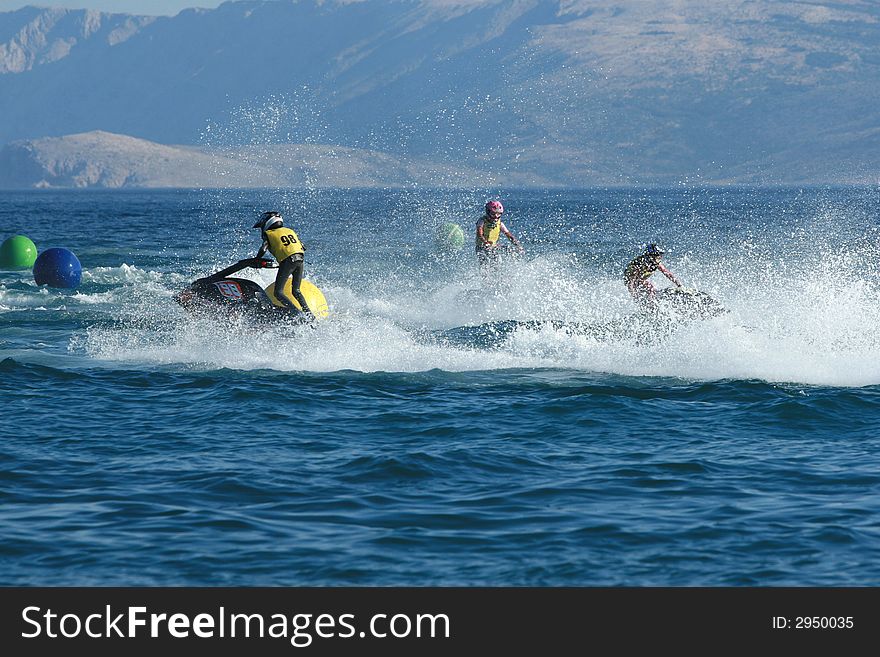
[475,217,502,249]
[264,226,304,261]
[624,255,659,282]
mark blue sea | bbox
[1,186,879,586]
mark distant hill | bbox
[0,130,555,188]
[1,1,880,185]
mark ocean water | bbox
[1,186,879,586]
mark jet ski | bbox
[174,258,329,321]
[653,286,726,319]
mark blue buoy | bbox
[33,248,82,289]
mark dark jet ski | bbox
[653,287,726,319]
[174,258,293,320]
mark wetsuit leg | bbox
[478,246,499,263]
[626,278,656,312]
[274,256,297,310]
[476,247,499,278]
[288,258,312,315]
[637,281,658,313]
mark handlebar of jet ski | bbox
[237,258,278,269]
[203,258,278,281]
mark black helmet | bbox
[644,243,665,257]
[253,211,283,230]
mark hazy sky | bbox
[0,1,227,15]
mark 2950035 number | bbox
[795,616,853,629]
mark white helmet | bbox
[254,211,283,231]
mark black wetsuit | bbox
[275,253,309,313]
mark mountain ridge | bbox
[0,129,561,188]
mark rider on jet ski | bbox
[624,244,683,311]
[253,211,315,320]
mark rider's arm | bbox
[500,223,522,249]
[657,262,682,287]
[255,238,268,259]
[475,220,491,247]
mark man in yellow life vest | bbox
[475,200,523,267]
[253,211,314,320]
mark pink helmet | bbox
[485,200,504,216]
